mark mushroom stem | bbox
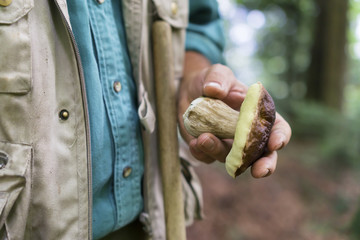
[183,97,239,139]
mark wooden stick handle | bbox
[152,21,186,240]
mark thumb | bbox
[202,65,235,99]
[202,65,247,110]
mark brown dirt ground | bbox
[186,140,360,240]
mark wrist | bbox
[183,51,212,80]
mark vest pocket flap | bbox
[0,0,34,24]
[0,142,32,177]
[0,142,32,233]
[153,0,188,29]
[0,0,32,94]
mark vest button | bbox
[0,0,12,7]
[171,2,178,16]
[59,109,70,120]
[123,166,132,178]
[97,0,105,4]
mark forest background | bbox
[187,0,360,239]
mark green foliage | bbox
[285,100,340,139]
[229,0,360,169]
[231,0,359,107]
[226,0,360,237]
[233,0,317,100]
[283,99,360,169]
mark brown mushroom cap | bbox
[225,82,275,178]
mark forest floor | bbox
[186,140,360,240]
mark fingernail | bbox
[275,141,285,150]
[201,137,215,151]
[261,169,272,178]
[204,82,222,90]
[275,135,286,150]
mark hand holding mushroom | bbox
[178,52,292,178]
[183,82,276,178]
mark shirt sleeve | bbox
[186,0,226,64]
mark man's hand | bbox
[178,52,291,178]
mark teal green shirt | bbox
[67,1,143,239]
[67,0,224,239]
[186,0,226,64]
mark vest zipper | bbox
[53,1,93,239]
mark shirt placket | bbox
[89,0,143,230]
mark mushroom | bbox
[183,82,276,178]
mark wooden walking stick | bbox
[152,21,186,240]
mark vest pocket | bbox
[0,0,34,94]
[152,0,188,80]
[0,141,32,240]
[152,0,188,29]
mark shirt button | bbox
[113,81,122,93]
[171,2,178,16]
[0,0,12,7]
[59,109,70,120]
[97,0,105,4]
[123,166,132,178]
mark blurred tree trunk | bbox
[306,0,349,111]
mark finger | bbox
[251,151,277,178]
[267,113,292,152]
[224,87,247,110]
[178,109,195,144]
[194,133,233,163]
[202,65,248,110]
[202,64,233,99]
[189,139,216,164]
[202,65,239,95]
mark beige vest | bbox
[0,0,202,239]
